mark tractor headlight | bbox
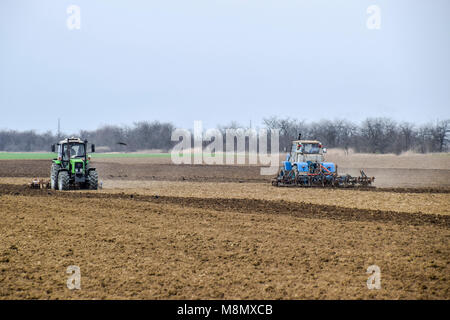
[74,162,84,173]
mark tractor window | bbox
[62,143,86,160]
[62,144,68,160]
[302,143,320,154]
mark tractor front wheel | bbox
[58,171,70,191]
[87,170,98,190]
[50,163,60,190]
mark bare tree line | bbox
[79,121,175,152]
[0,121,175,152]
[0,118,448,154]
[263,117,450,154]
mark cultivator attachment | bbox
[29,178,50,189]
[272,168,375,188]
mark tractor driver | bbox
[70,145,84,157]
[63,145,79,159]
[70,146,77,157]
[303,143,320,154]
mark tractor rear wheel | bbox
[87,170,98,190]
[58,171,70,191]
[50,163,60,190]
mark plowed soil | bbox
[0,155,449,299]
[1,158,450,187]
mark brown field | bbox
[0,153,449,299]
[1,154,450,187]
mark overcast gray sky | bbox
[1,0,449,134]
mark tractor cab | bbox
[61,142,86,160]
[289,140,327,163]
[283,139,336,176]
[52,138,93,165]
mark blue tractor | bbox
[272,139,374,187]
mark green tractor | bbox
[50,137,98,190]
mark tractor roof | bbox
[58,137,84,144]
[293,140,321,144]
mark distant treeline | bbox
[0,121,175,153]
[0,118,448,154]
[263,117,450,154]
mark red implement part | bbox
[29,178,50,189]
